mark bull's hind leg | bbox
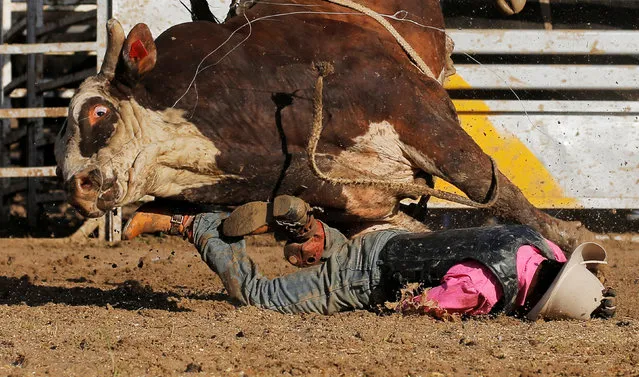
[398,88,592,250]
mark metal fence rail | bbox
[0,0,119,242]
[0,41,96,54]
[431,24,639,209]
[448,30,639,55]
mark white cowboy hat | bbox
[527,242,607,320]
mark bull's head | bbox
[55,20,162,217]
[57,18,223,218]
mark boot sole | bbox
[222,196,311,237]
[272,195,310,224]
[222,201,273,237]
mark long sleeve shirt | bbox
[193,212,403,314]
[424,242,567,315]
[193,212,566,316]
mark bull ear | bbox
[121,23,157,82]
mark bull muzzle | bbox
[65,168,119,217]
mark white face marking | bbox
[56,77,236,213]
[56,77,110,181]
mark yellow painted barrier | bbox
[431,76,579,208]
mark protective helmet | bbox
[527,242,607,320]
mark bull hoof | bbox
[496,0,527,15]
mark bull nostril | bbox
[69,168,106,197]
[79,176,93,192]
[73,173,97,195]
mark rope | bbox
[308,62,500,209]
[322,0,437,81]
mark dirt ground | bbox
[1,232,638,377]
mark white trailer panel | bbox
[113,0,230,38]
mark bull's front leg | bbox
[459,165,591,252]
[402,131,593,251]
[394,87,593,251]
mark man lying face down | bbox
[123,195,616,320]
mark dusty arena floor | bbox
[1,233,638,376]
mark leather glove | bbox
[592,287,616,319]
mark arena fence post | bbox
[0,0,120,243]
[0,0,8,226]
[26,0,44,229]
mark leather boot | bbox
[222,195,313,238]
[222,195,326,267]
[122,201,196,241]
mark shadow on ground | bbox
[0,276,215,311]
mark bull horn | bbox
[100,19,125,80]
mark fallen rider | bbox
[123,196,616,320]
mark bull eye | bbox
[89,105,109,126]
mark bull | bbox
[55,0,588,249]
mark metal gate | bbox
[0,0,120,241]
[436,0,639,209]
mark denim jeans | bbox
[192,212,404,314]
